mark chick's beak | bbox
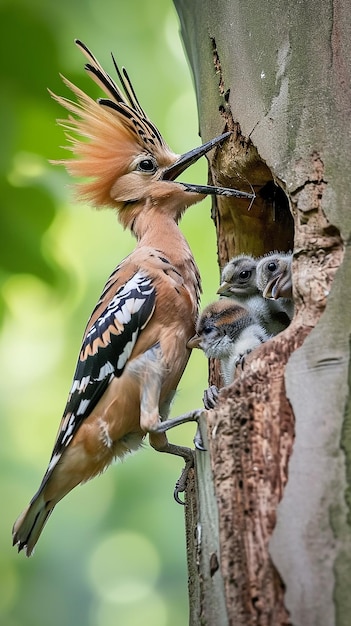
[187,334,202,349]
[263,276,282,300]
[273,273,292,299]
[217,282,232,296]
[262,267,290,299]
[162,132,255,200]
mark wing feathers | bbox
[49,271,155,464]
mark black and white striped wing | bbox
[49,271,155,465]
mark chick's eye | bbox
[239,270,251,280]
[202,326,213,335]
[137,158,157,173]
[267,261,277,272]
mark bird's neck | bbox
[134,207,201,304]
[130,206,188,263]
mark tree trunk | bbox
[175,1,351,624]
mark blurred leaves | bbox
[1,181,56,281]
[0,2,65,323]
[0,2,220,625]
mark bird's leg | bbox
[149,432,194,504]
[138,346,205,434]
[153,408,205,433]
[138,358,201,502]
[138,351,164,432]
[156,407,208,450]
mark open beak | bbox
[272,274,292,299]
[263,275,283,300]
[263,277,279,300]
[263,271,292,300]
[187,334,202,349]
[162,132,255,200]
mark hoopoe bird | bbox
[12,40,254,556]
[256,252,294,320]
[217,254,291,335]
[188,299,270,386]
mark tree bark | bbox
[175,1,351,624]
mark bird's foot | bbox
[192,386,219,450]
[203,385,219,409]
[235,349,253,370]
[193,425,206,451]
[173,453,195,505]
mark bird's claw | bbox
[174,485,185,505]
[203,385,219,410]
[173,453,195,505]
[193,426,207,451]
[235,348,253,370]
[193,390,216,450]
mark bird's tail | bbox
[12,493,54,557]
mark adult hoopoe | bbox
[12,40,254,556]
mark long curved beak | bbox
[162,133,231,181]
[162,132,255,200]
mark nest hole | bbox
[212,138,295,261]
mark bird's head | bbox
[187,299,250,359]
[256,253,292,299]
[217,255,258,298]
[51,40,254,230]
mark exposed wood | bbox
[207,329,303,625]
[206,148,343,624]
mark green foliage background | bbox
[0,1,220,624]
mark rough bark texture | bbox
[175,1,351,624]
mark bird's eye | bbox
[239,270,251,280]
[202,326,213,335]
[267,261,277,272]
[136,158,157,173]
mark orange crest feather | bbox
[50,40,170,209]
[51,79,141,208]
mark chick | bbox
[217,254,258,300]
[218,255,290,335]
[256,252,294,321]
[188,299,270,386]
